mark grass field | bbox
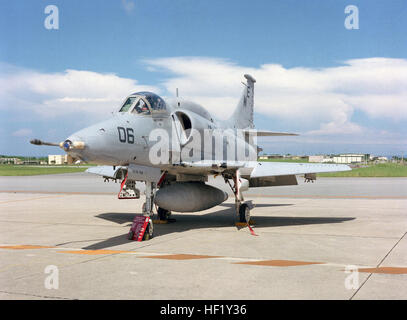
[318,163,407,177]
[259,158,309,163]
[0,165,89,176]
[259,159,407,177]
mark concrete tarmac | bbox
[1,173,407,198]
[0,174,406,299]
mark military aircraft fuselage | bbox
[29,75,352,226]
[66,93,256,170]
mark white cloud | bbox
[145,56,407,135]
[0,68,159,119]
[12,128,33,137]
[121,0,135,14]
[0,57,406,143]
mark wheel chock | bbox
[235,220,255,227]
[128,215,150,241]
[152,218,176,224]
[152,219,168,224]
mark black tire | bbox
[239,203,250,223]
[128,231,134,240]
[143,232,150,241]
[157,207,170,220]
[143,220,154,240]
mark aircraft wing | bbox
[177,160,350,179]
[86,166,125,179]
[250,161,351,178]
[86,164,161,182]
[86,161,351,181]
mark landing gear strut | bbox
[141,180,156,239]
[143,181,155,215]
[225,169,251,223]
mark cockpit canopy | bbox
[119,92,167,115]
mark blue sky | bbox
[1,0,406,156]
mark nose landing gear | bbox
[128,215,154,241]
[126,180,157,241]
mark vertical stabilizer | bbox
[229,74,256,129]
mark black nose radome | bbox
[62,140,72,151]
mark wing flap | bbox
[249,175,298,187]
[250,162,351,178]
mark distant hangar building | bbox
[308,155,326,163]
[332,154,369,164]
[48,155,67,165]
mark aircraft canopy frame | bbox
[119,92,168,116]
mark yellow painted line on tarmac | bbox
[234,259,324,267]
[0,245,54,250]
[358,267,407,274]
[140,254,222,260]
[2,244,407,275]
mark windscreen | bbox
[119,97,137,112]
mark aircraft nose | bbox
[64,117,130,164]
[64,123,111,162]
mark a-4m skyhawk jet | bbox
[31,74,350,240]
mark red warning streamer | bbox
[247,223,258,236]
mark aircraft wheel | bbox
[128,230,134,240]
[143,220,154,240]
[239,203,250,223]
[157,207,170,220]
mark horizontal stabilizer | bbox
[243,130,299,137]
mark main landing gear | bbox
[157,207,172,221]
[238,202,251,224]
[225,170,253,224]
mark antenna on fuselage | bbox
[176,88,180,107]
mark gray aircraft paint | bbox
[32,74,351,215]
[154,182,228,212]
